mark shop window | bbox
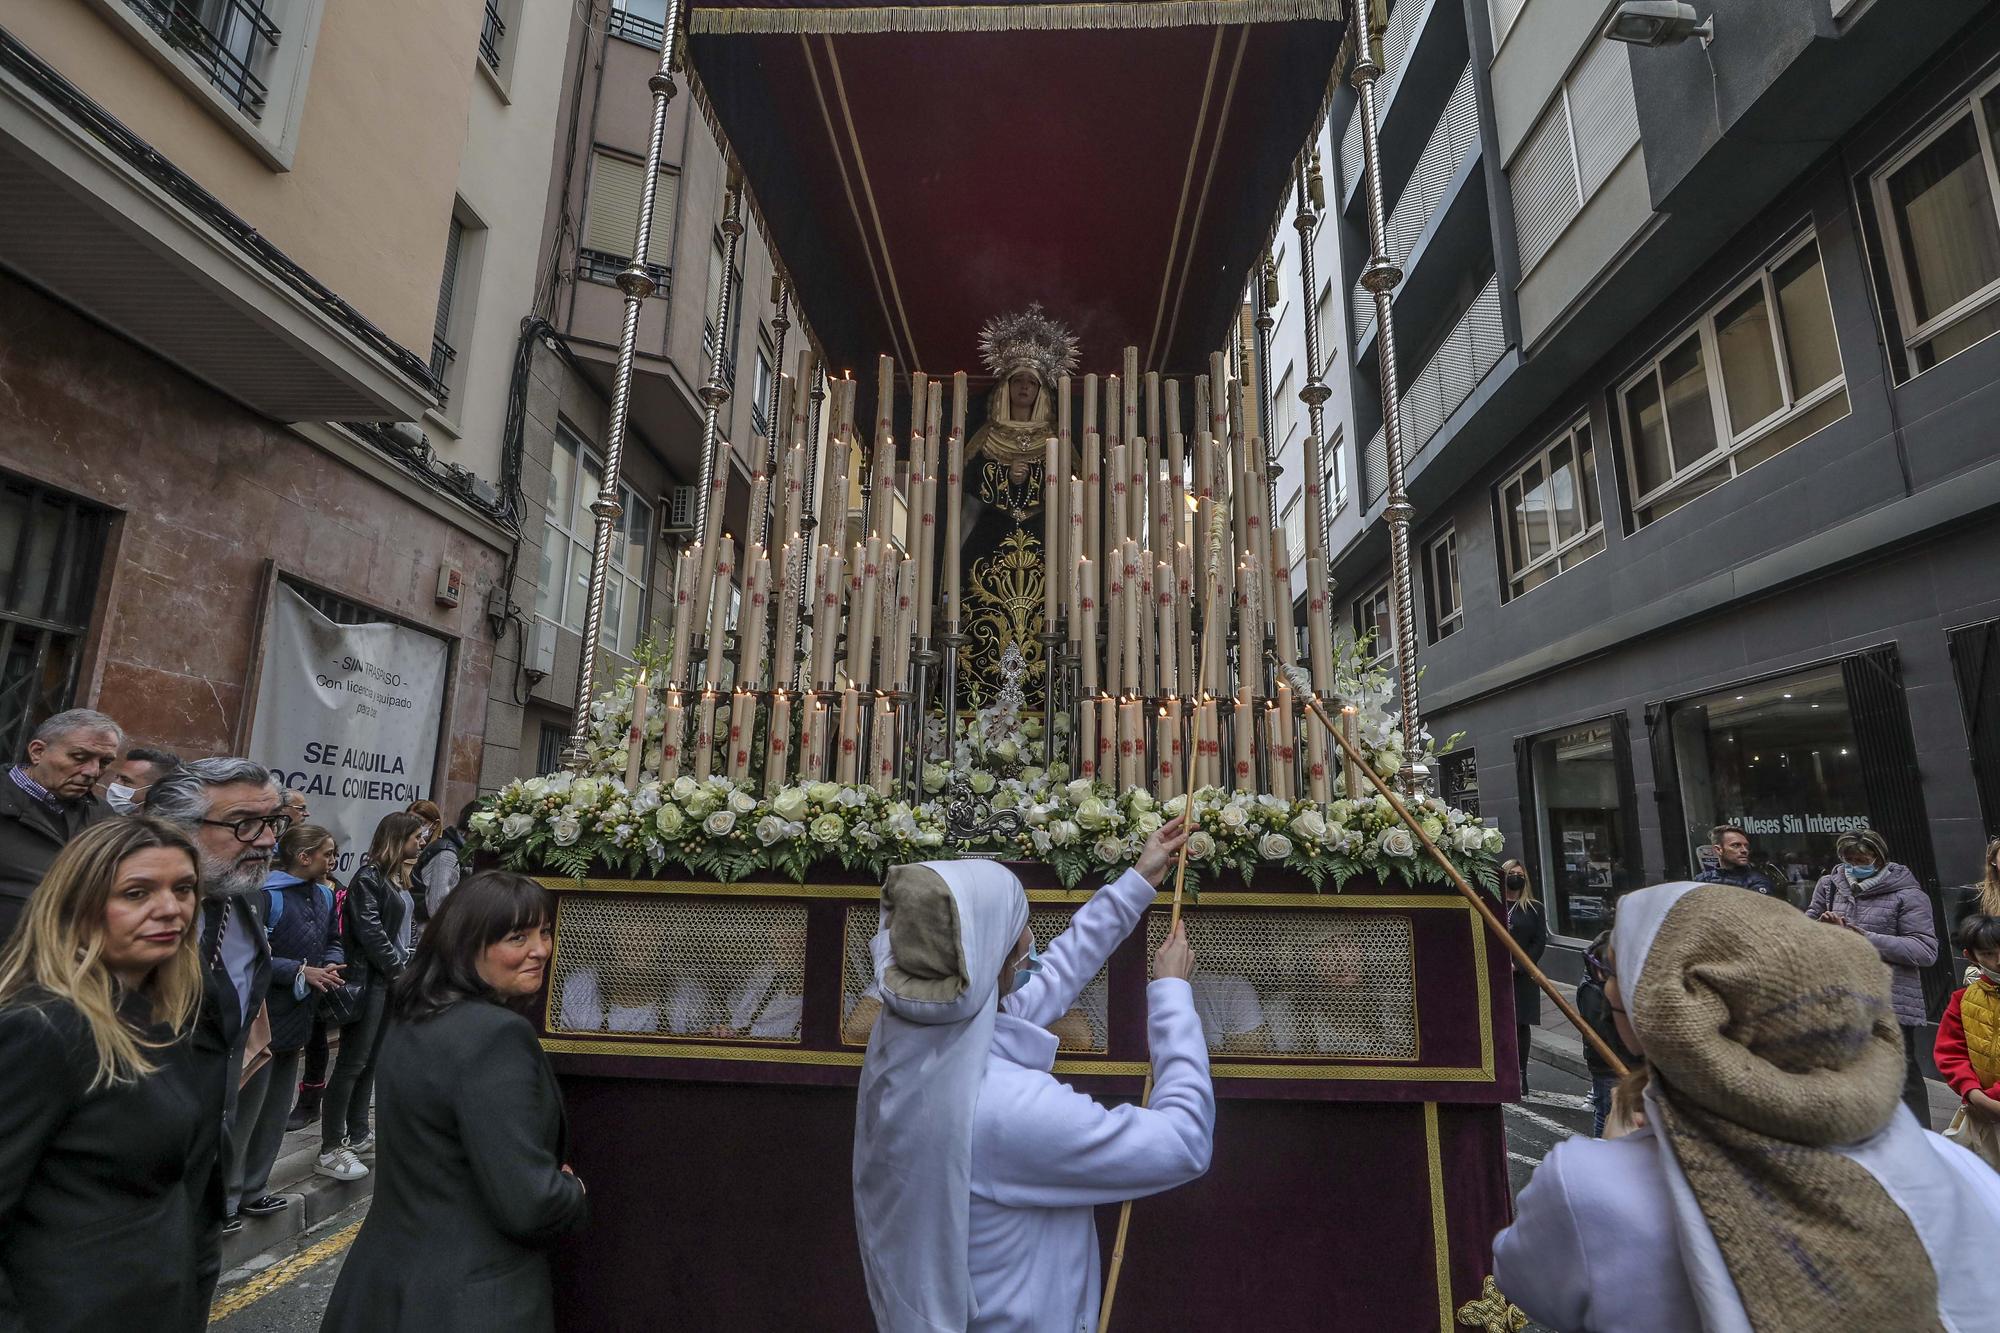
[1520,716,1637,939]
[536,424,652,653]
[1497,420,1603,601]
[0,477,111,762]
[1618,234,1848,527]
[1666,666,1866,906]
[1871,76,2000,376]
[1424,527,1461,642]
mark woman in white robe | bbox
[853,817,1213,1333]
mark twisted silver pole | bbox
[1352,7,1423,767]
[759,280,791,549]
[1294,151,1333,565]
[565,0,681,771]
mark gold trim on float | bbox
[1425,1101,1453,1333]
[690,0,1342,37]
[541,1037,867,1066]
[537,876,880,898]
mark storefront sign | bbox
[1725,813,1871,836]
[251,585,449,876]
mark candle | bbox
[815,544,844,688]
[1155,559,1177,698]
[703,542,736,688]
[1137,552,1157,699]
[1264,701,1283,802]
[1121,540,1140,696]
[1124,347,1140,457]
[1067,478,1085,635]
[876,545,901,688]
[871,697,897,794]
[915,427,938,644]
[1043,435,1061,631]
[1196,696,1220,790]
[727,688,754,783]
[1118,697,1142,795]
[668,545,698,688]
[1079,696,1097,780]
[1108,444,1128,552]
[1077,561,1097,693]
[624,667,651,789]
[1157,698,1182,794]
[944,428,964,625]
[695,689,719,780]
[1306,721,1332,804]
[1083,427,1101,652]
[773,540,801,690]
[1104,558,1123,701]
[1234,685,1257,793]
[799,696,826,783]
[662,688,685,781]
[1269,527,1295,672]
[1275,677,1298,802]
[849,534,884,687]
[764,690,792,794]
[1306,554,1335,700]
[1083,373,1098,444]
[837,685,860,783]
[1107,375,1122,449]
[1096,695,1115,789]
[740,545,770,689]
[1342,705,1361,799]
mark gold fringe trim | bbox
[691,0,1341,38]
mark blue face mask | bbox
[1012,943,1043,994]
[1846,863,1880,882]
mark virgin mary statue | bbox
[959,305,1079,710]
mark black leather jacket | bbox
[344,861,409,980]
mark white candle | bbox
[669,545,699,688]
[695,689,719,780]
[1097,695,1116,788]
[836,685,860,784]
[765,690,791,795]
[1157,698,1181,794]
[871,697,897,794]
[849,534,884,688]
[799,696,826,783]
[1121,540,1140,696]
[1234,685,1257,793]
[1118,697,1143,795]
[661,689,685,781]
[1043,434,1061,630]
[704,542,736,688]
[727,688,754,783]
[1343,705,1361,799]
[1079,696,1098,781]
[1155,559,1177,699]
[1077,561,1098,693]
[624,667,650,789]
[944,429,964,624]
[1067,478,1085,637]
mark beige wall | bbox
[3,0,485,355]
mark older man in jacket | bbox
[0,708,120,939]
[148,758,284,1307]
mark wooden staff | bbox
[1288,680,1631,1079]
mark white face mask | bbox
[104,783,140,814]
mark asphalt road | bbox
[208,1058,1600,1329]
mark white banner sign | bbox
[251,585,450,879]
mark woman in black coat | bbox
[0,818,209,1332]
[1500,858,1548,1094]
[321,871,587,1333]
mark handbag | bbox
[1943,1104,2000,1171]
[317,879,369,1027]
[238,1001,273,1089]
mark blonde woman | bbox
[1500,858,1547,1095]
[1980,836,2000,920]
[0,817,208,1331]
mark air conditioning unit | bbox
[525,617,557,682]
[664,484,698,533]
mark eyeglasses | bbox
[198,813,294,843]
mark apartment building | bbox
[0,0,518,815]
[1269,0,1998,981]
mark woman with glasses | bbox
[317,811,424,1182]
[0,818,208,1331]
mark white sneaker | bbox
[345,1133,376,1157]
[314,1149,368,1182]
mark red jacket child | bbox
[1934,912,2000,1131]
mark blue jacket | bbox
[1695,865,1777,895]
[260,872,343,1052]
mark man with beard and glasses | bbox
[0,708,121,939]
[147,758,286,1306]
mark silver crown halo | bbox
[977,303,1081,388]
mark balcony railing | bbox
[1338,0,1428,200]
[608,6,666,45]
[578,248,670,294]
[123,0,279,120]
[479,0,506,70]
[1352,61,1477,343]
[1362,275,1505,505]
[429,336,457,406]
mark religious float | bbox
[471,0,1553,1327]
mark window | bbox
[1424,528,1461,642]
[703,235,743,387]
[431,215,465,406]
[1352,581,1392,665]
[0,475,110,761]
[537,425,653,653]
[1325,426,1348,514]
[582,151,677,289]
[1314,282,1335,364]
[479,0,507,72]
[1871,77,2000,375]
[1619,234,1847,527]
[752,340,776,441]
[1281,493,1306,568]
[1522,717,1636,938]
[1498,420,1603,601]
[536,722,568,776]
[608,0,668,44]
[1509,37,1639,274]
[123,0,281,119]
[1273,364,1297,447]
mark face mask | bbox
[1846,863,1880,882]
[1980,966,2000,987]
[1012,944,1043,994]
[104,783,139,815]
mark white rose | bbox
[1184,830,1216,861]
[914,828,944,848]
[1066,778,1095,804]
[837,786,868,808]
[1093,835,1126,864]
[1291,810,1328,841]
[1217,803,1250,831]
[992,788,1019,811]
[655,805,685,837]
[703,810,737,838]
[810,812,845,843]
[1377,826,1417,859]
[993,739,1019,764]
[1046,762,1070,783]
[1258,832,1293,861]
[1049,820,1080,847]
[1074,796,1114,830]
[1019,765,1045,787]
[683,788,717,817]
[1456,825,1486,854]
[470,810,498,833]
[500,813,535,841]
[771,787,809,821]
[671,776,698,801]
[1420,816,1444,842]
[1128,788,1156,813]
[1030,829,1052,855]
[1483,828,1505,855]
[1163,793,1188,818]
[969,770,996,795]
[729,789,759,815]
[546,772,575,795]
[853,825,882,848]
[1256,793,1289,814]
[550,816,581,846]
[1132,810,1163,837]
[922,764,949,794]
[807,782,839,804]
[755,815,790,846]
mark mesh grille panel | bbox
[840,905,1111,1052]
[549,896,808,1041]
[1148,911,1418,1059]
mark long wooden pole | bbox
[1291,684,1629,1079]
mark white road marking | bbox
[1505,1101,1585,1140]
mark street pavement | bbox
[206,1055,1601,1329]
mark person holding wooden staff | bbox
[851,817,1209,1333]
